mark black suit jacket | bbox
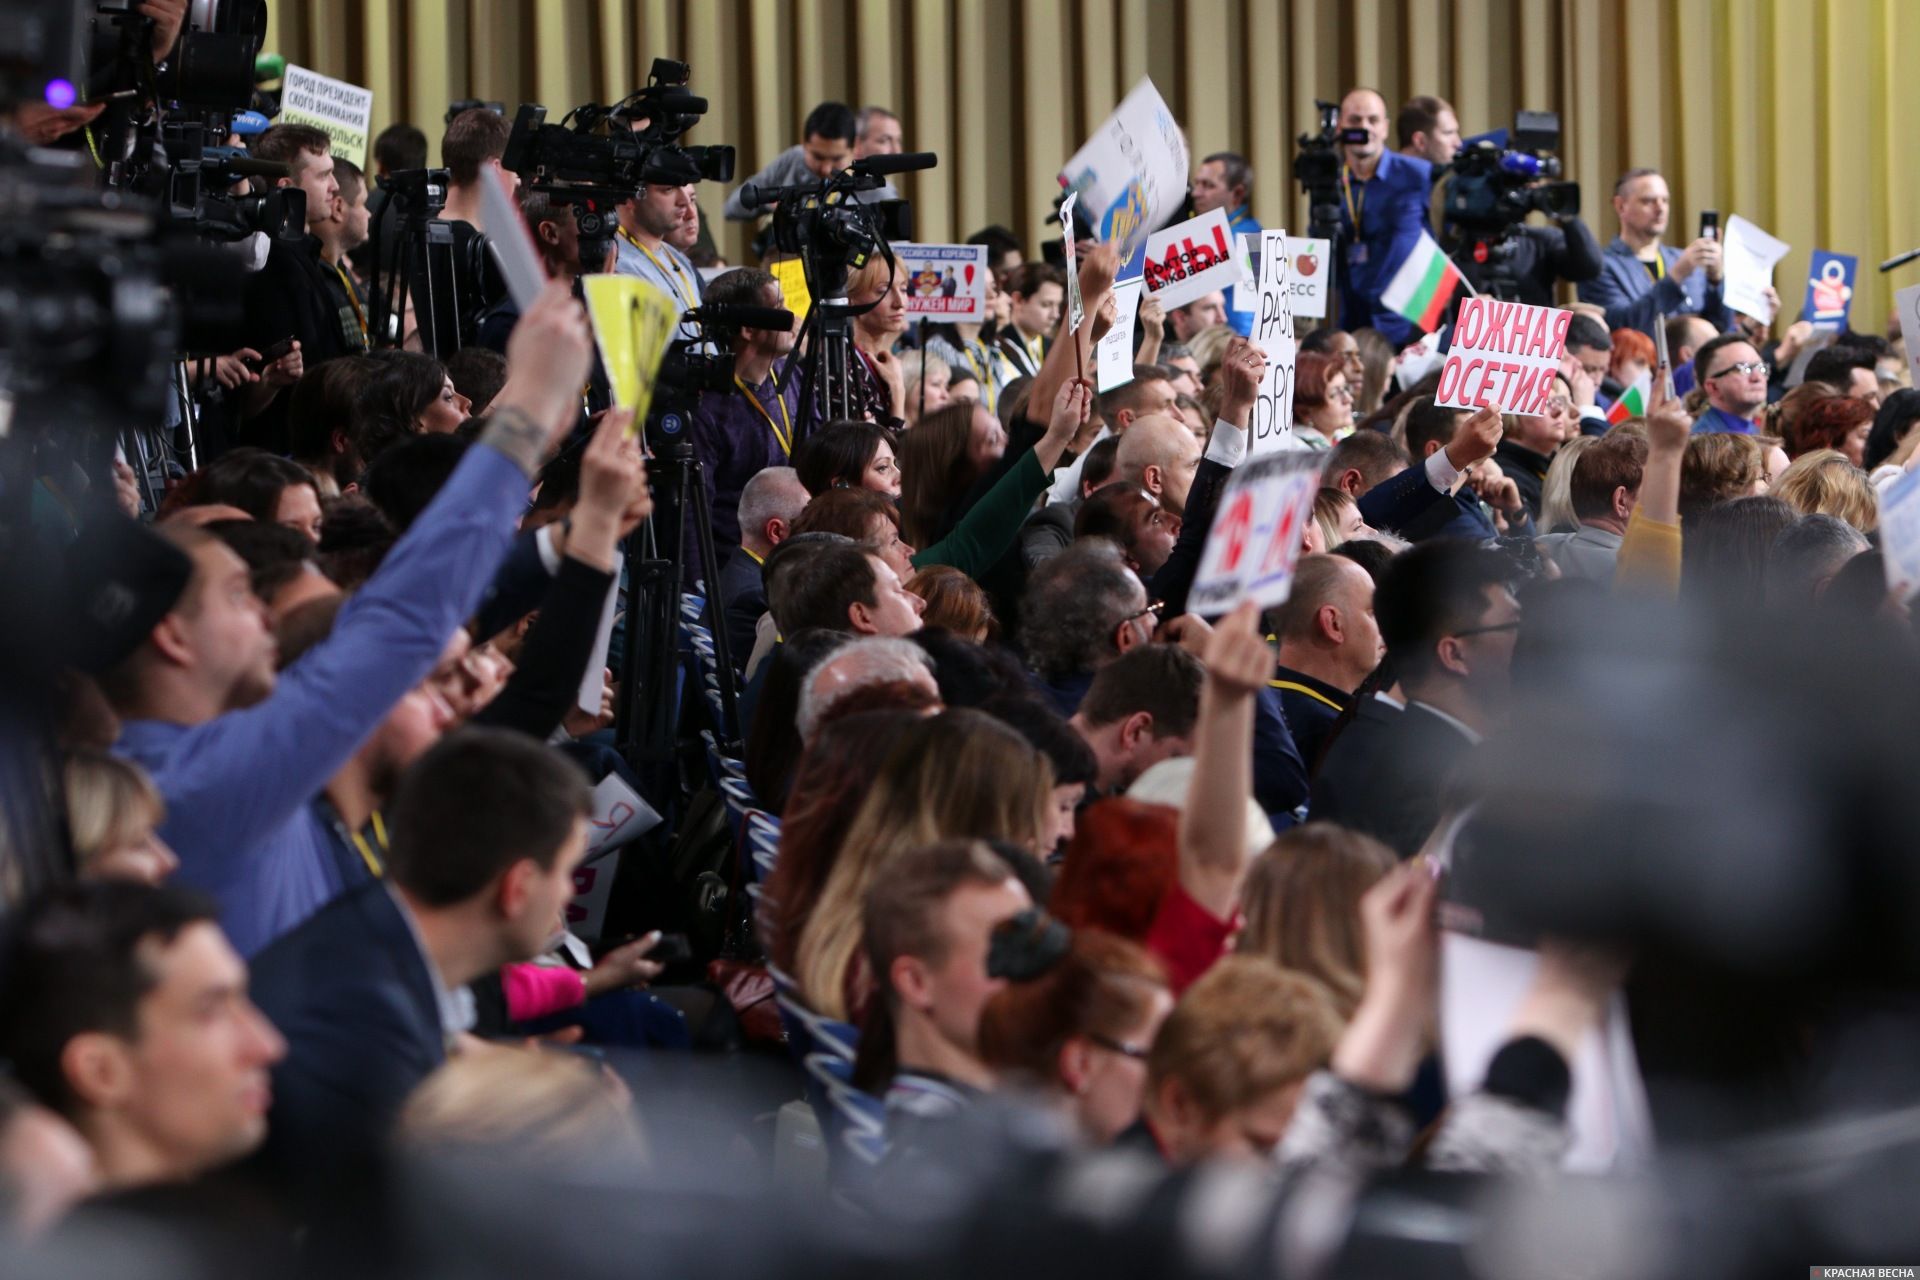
[250,882,446,1200]
[717,546,766,676]
[1310,699,1473,859]
[240,234,354,453]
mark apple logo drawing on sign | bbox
[1295,246,1319,278]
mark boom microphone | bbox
[685,303,796,331]
[850,151,938,177]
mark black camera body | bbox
[1293,99,1370,241]
[1442,110,1580,234]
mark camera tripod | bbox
[368,169,487,356]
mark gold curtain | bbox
[264,0,1920,333]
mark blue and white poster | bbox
[1801,250,1857,330]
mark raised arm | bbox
[1147,337,1264,615]
[1177,600,1272,918]
[1615,369,1690,594]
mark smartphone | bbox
[247,337,294,371]
[1699,210,1719,241]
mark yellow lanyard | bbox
[1269,679,1344,712]
[1645,252,1665,281]
[962,344,998,411]
[1024,331,1045,367]
[734,375,793,457]
[331,261,369,344]
[1342,168,1366,231]
[350,811,389,878]
[621,228,699,308]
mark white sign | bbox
[1060,77,1191,260]
[1245,233,1332,320]
[1188,451,1326,614]
[1143,207,1242,311]
[482,163,549,310]
[1248,230,1296,458]
[1060,191,1085,332]
[1721,215,1790,322]
[584,772,661,860]
[278,64,373,169]
[1881,468,1920,603]
[894,243,989,325]
[576,550,622,715]
[1896,283,1920,390]
[1097,278,1144,391]
[1433,296,1573,414]
[1397,325,1448,386]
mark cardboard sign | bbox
[1060,77,1191,259]
[894,243,988,324]
[1248,229,1296,458]
[1721,215,1789,322]
[1246,233,1332,320]
[1060,191,1085,331]
[582,274,681,423]
[583,772,661,858]
[1188,451,1326,614]
[1097,278,1144,391]
[1433,296,1572,414]
[481,164,549,310]
[1882,468,1920,603]
[768,257,813,326]
[278,64,373,169]
[1143,207,1242,311]
[1801,250,1857,330]
[1898,283,1920,390]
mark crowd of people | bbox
[6,23,1920,1273]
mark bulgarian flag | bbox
[1606,371,1651,425]
[1380,231,1463,333]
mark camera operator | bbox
[722,101,878,222]
[1460,183,1603,309]
[239,124,349,447]
[614,183,706,344]
[1332,88,1435,348]
[1578,167,1732,339]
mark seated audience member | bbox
[1862,387,1920,472]
[905,566,999,641]
[763,710,928,973]
[0,882,286,1192]
[853,841,1031,1134]
[1802,343,1882,405]
[1312,540,1519,857]
[1112,413,1203,516]
[1026,435,1124,566]
[1166,293,1227,346]
[1021,540,1159,715]
[194,449,325,544]
[1356,400,1508,541]
[792,486,917,577]
[896,349,952,425]
[1535,432,1647,582]
[444,347,507,417]
[1307,487,1368,554]
[1289,352,1353,450]
[992,263,1065,379]
[1494,378,1575,521]
[840,255,913,425]
[399,1045,640,1169]
[1766,380,1836,451]
[793,419,901,497]
[1127,956,1342,1163]
[287,358,376,497]
[899,401,1007,545]
[1787,395,1875,467]
[793,710,1052,1024]
[1678,431,1766,520]
[768,541,925,640]
[1235,823,1395,1020]
[976,925,1172,1143]
[354,351,469,465]
[1064,647,1203,793]
[1044,369,1176,505]
[0,1077,98,1239]
[1682,495,1799,606]
[1690,332,1769,436]
[1536,435,1595,534]
[1767,515,1871,609]
[249,728,591,1198]
[1605,325,1656,394]
[721,466,810,669]
[796,636,940,743]
[976,694,1100,857]
[206,522,338,622]
[1268,555,1384,770]
[1073,483,1179,578]
[744,627,867,815]
[1769,450,1878,535]
[1323,430,1412,499]
[62,749,180,885]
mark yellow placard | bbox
[582,274,680,429]
[768,257,813,327]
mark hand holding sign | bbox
[1444,406,1505,473]
[1216,336,1267,427]
[1642,364,1693,457]
[1433,297,1574,414]
[1189,451,1326,614]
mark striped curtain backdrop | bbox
[263,0,1920,332]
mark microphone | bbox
[850,151,938,178]
[1880,246,1920,273]
[686,303,796,331]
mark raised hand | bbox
[1444,405,1504,471]
[1216,336,1269,426]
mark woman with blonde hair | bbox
[844,254,911,425]
[1771,449,1879,534]
[1538,435,1598,535]
[793,708,1054,1022]
[400,1045,640,1164]
[1235,823,1396,1020]
[62,749,178,884]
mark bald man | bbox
[1334,86,1435,348]
[1269,555,1384,767]
[1114,413,1203,516]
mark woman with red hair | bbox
[1788,394,1876,467]
[1289,352,1352,450]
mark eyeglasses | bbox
[1128,599,1167,625]
[1089,1033,1149,1061]
[1453,620,1522,638]
[1544,396,1574,413]
[1708,361,1769,379]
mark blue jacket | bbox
[1356,458,1499,543]
[1692,405,1757,435]
[1335,151,1434,348]
[116,445,527,956]
[250,882,446,1196]
[1223,204,1262,338]
[1578,238,1732,339]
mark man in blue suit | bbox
[250,728,593,1203]
[1578,168,1732,340]
[1333,87,1434,348]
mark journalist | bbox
[1332,88,1433,348]
[1578,168,1732,339]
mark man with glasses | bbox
[1690,333,1769,435]
[1311,541,1520,858]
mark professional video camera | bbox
[737,150,932,424]
[1292,98,1370,241]
[1440,110,1581,299]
